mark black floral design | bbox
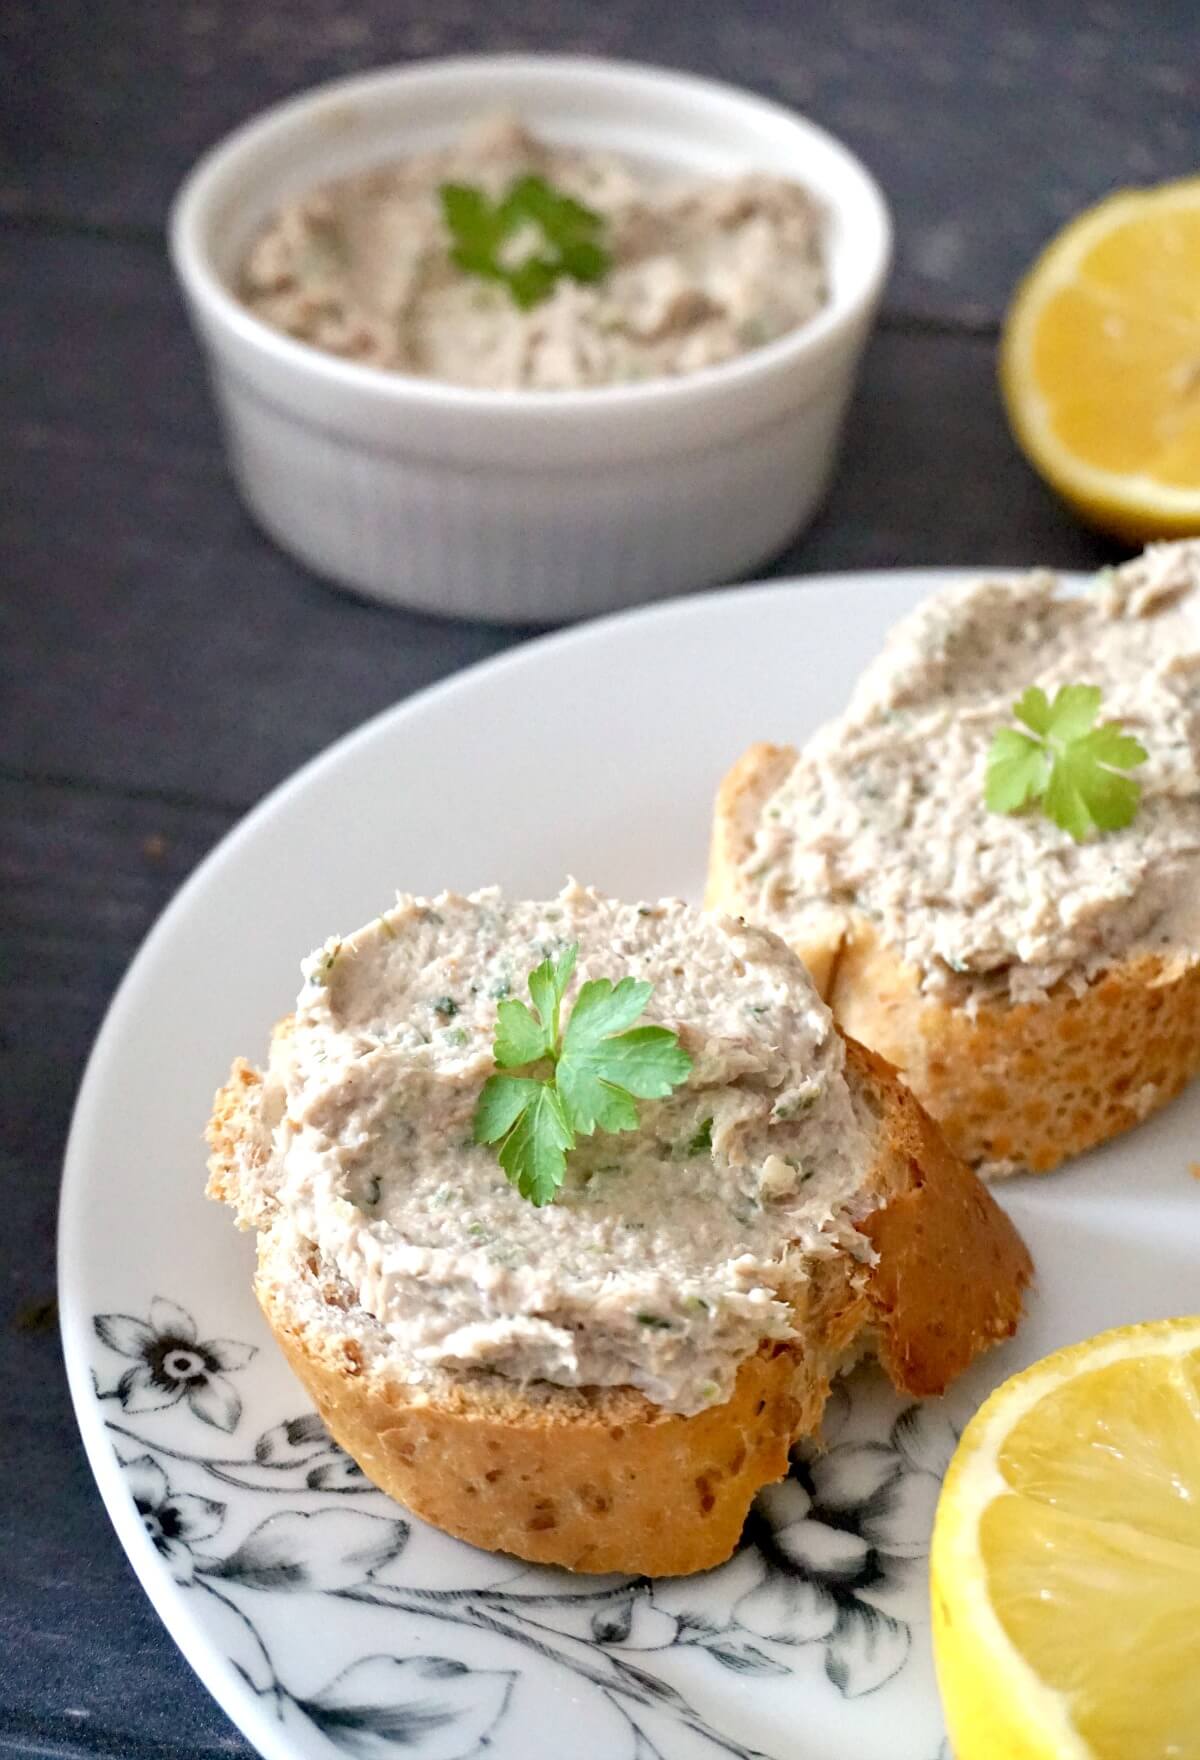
[116,1447,510,1757]
[95,1298,256,1432]
[733,1394,956,1696]
[255,1412,370,1491]
[297,1656,515,1760]
[207,1506,410,1594]
[94,1301,957,1758]
[121,1452,225,1584]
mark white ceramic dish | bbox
[168,56,890,623]
[61,568,1200,1760]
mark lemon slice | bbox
[930,1318,1200,1760]
[1000,180,1200,540]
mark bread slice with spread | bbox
[208,883,1030,1576]
[708,542,1200,1176]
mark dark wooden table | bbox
[4,3,1196,1754]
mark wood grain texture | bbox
[0,781,249,1758]
[2,228,1113,806]
[0,2,1178,1753]
[5,0,1199,321]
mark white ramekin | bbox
[169,55,891,623]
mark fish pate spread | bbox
[238,115,828,391]
[742,542,1200,1008]
[251,884,873,1414]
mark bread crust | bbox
[207,1040,1029,1576]
[827,927,1200,1176]
[707,743,1200,1175]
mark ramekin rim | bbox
[168,52,893,419]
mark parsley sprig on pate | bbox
[439,174,610,311]
[473,944,693,1205]
[985,683,1148,842]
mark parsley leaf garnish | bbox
[985,683,1148,842]
[439,175,611,311]
[472,942,693,1206]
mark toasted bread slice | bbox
[208,1031,1029,1577]
[708,742,1200,1175]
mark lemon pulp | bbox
[932,1320,1200,1760]
[1001,180,1200,539]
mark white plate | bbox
[60,569,1200,1760]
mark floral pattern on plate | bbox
[93,1298,956,1760]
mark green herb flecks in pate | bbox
[259,884,873,1415]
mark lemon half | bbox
[931,1318,1200,1760]
[1000,180,1200,541]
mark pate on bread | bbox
[709,542,1200,1174]
[208,884,1031,1575]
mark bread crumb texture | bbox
[831,929,1200,1176]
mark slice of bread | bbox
[708,742,1200,1175]
[208,1025,1030,1577]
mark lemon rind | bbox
[999,178,1200,537]
[931,1318,1200,1760]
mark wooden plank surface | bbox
[3,228,1114,805]
[1,1,1191,1755]
[1,781,243,1760]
